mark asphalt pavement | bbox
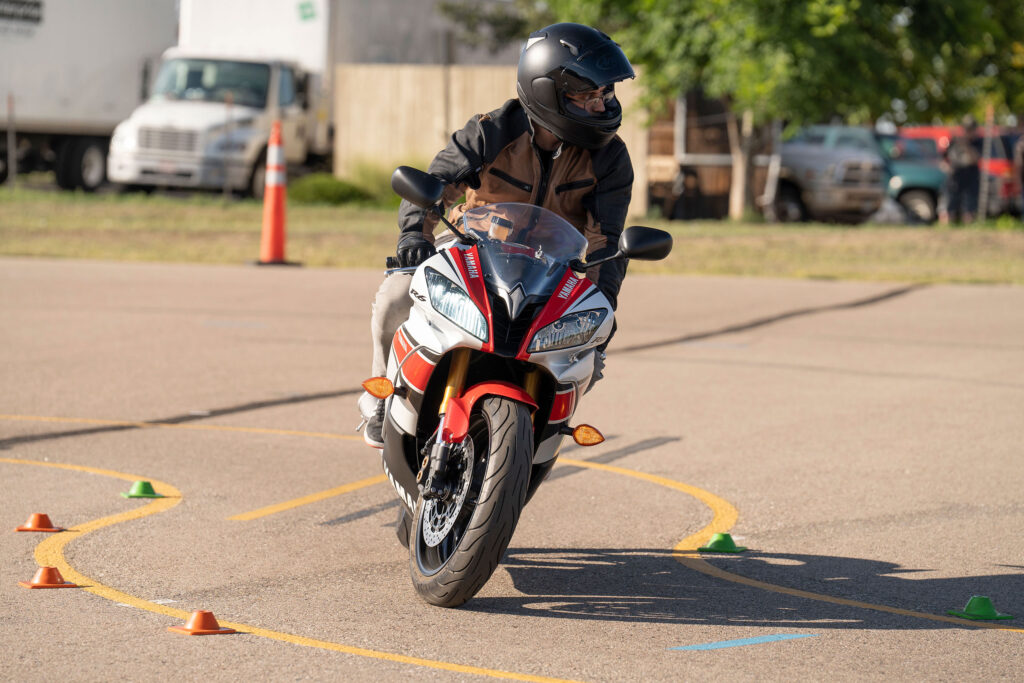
[1,257,1022,681]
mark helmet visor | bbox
[559,42,635,91]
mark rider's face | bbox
[565,86,614,115]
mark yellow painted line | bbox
[0,414,362,441]
[229,475,388,520]
[671,553,1024,633]
[560,458,739,539]
[4,457,581,682]
[561,457,1023,633]
[8,416,1020,637]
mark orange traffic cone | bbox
[256,121,297,266]
[168,609,236,635]
[19,566,77,589]
[16,512,64,532]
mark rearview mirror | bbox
[620,226,673,261]
[391,166,445,209]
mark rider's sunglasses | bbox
[565,85,615,109]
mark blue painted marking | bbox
[669,634,818,651]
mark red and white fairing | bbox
[380,202,615,508]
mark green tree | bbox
[440,0,1024,216]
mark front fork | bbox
[417,348,471,500]
[417,350,544,501]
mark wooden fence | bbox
[333,64,649,216]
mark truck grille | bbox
[838,161,883,186]
[138,128,199,153]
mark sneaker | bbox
[362,398,385,449]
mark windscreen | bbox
[462,203,588,310]
[152,58,270,108]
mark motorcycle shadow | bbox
[466,547,1023,630]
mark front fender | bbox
[442,381,537,443]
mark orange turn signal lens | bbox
[361,377,394,399]
[572,424,604,447]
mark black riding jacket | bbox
[397,98,634,309]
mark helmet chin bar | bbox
[517,23,634,150]
[519,78,623,150]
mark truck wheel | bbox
[898,190,936,224]
[72,138,108,192]
[774,184,806,222]
[247,150,267,200]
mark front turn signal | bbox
[362,377,394,399]
[571,424,604,447]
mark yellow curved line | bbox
[9,417,1020,645]
[229,475,388,520]
[561,457,1022,633]
[0,414,361,441]
[671,554,1024,633]
[4,456,580,683]
[559,458,739,541]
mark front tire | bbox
[774,183,807,222]
[248,150,267,200]
[70,138,108,192]
[410,397,532,607]
[898,189,937,224]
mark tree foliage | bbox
[440,0,1024,123]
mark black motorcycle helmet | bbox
[516,23,635,149]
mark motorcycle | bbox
[363,166,672,607]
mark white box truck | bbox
[0,0,177,190]
[107,0,335,197]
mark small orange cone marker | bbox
[19,566,77,589]
[168,610,236,635]
[256,121,298,266]
[16,513,64,532]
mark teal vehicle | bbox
[787,126,947,223]
[876,133,947,223]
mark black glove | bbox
[396,231,436,268]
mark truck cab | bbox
[107,48,314,197]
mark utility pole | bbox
[6,93,17,187]
[977,102,994,221]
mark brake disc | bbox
[420,438,474,548]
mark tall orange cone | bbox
[168,609,236,635]
[257,121,298,266]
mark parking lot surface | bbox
[2,257,1022,680]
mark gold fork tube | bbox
[439,348,471,415]
[523,369,541,404]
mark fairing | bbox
[381,203,615,509]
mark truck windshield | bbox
[152,58,270,109]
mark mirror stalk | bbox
[430,205,475,244]
[570,250,624,271]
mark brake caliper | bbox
[417,440,465,501]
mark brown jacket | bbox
[398,99,634,308]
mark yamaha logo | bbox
[558,276,579,299]
[464,252,480,279]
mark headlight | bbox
[216,138,248,152]
[208,118,257,153]
[110,126,136,152]
[528,309,607,353]
[425,268,488,341]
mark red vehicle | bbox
[901,125,1022,215]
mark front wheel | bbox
[898,189,937,224]
[410,396,532,607]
